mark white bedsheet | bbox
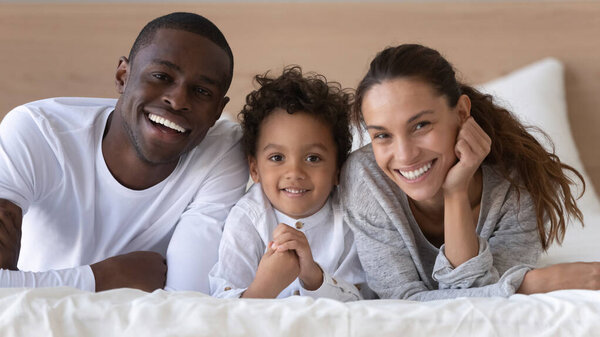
[1,288,599,337]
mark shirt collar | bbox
[273,198,332,231]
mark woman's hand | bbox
[518,262,600,294]
[442,117,491,194]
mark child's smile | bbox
[249,108,339,219]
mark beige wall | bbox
[1,2,599,190]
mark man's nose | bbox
[163,83,191,112]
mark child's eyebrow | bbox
[303,143,329,152]
[261,143,330,152]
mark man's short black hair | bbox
[129,12,234,91]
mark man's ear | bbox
[456,94,472,124]
[216,96,230,120]
[248,155,260,183]
[115,56,130,95]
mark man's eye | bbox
[306,155,321,163]
[152,73,169,81]
[268,154,284,162]
[194,87,211,97]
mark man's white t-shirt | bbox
[0,97,248,292]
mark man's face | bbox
[114,28,230,165]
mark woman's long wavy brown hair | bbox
[353,44,584,250]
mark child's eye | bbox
[306,155,321,163]
[268,154,284,162]
[372,132,390,140]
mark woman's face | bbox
[361,78,466,202]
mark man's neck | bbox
[101,111,178,190]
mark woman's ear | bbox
[248,155,260,183]
[115,56,130,95]
[456,94,472,124]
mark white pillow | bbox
[478,58,600,266]
[352,58,600,265]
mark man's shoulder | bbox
[12,97,116,130]
[204,117,242,142]
[21,97,116,113]
[189,118,243,158]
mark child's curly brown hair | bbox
[238,66,353,169]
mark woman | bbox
[341,44,599,300]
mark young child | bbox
[209,66,369,300]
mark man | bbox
[0,12,248,293]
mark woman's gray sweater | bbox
[340,145,542,301]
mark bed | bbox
[1,2,600,336]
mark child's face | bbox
[249,108,339,219]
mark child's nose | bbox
[284,161,306,180]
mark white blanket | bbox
[1,288,599,337]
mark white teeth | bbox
[148,113,186,133]
[399,161,432,180]
[284,188,307,194]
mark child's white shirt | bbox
[209,183,368,301]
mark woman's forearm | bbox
[518,262,600,294]
[443,191,479,267]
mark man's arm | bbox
[0,200,165,292]
[0,199,22,270]
[91,251,166,292]
[165,132,248,293]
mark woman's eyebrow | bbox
[407,110,434,124]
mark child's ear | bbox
[248,156,260,183]
[456,94,472,124]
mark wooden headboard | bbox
[1,2,599,191]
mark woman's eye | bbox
[268,154,284,162]
[373,133,389,140]
[415,121,430,130]
[306,155,321,163]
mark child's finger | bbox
[272,223,293,238]
[273,231,305,247]
[275,240,302,253]
[265,241,277,254]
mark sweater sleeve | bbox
[432,189,541,290]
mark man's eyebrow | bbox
[152,59,181,72]
[151,58,223,88]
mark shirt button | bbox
[224,287,231,291]
[295,221,304,229]
[293,290,300,296]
